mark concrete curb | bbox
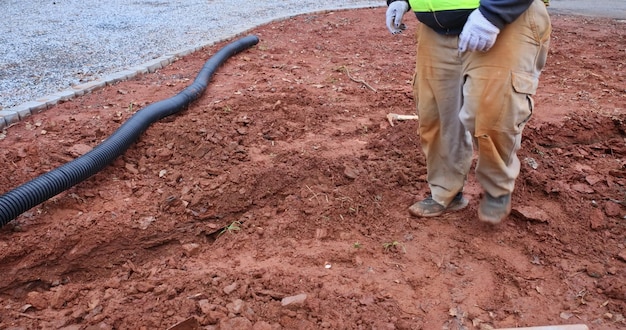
[0,50,192,130]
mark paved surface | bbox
[0,0,624,130]
[549,0,626,19]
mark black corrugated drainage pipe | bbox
[0,35,259,228]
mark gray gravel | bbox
[0,0,381,110]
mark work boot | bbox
[478,193,512,224]
[409,192,468,217]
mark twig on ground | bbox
[338,66,376,92]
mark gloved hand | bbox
[458,9,500,52]
[386,1,409,34]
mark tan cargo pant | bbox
[413,0,551,207]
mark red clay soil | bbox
[0,7,625,330]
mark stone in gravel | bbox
[604,201,623,217]
[572,183,594,194]
[182,243,201,256]
[343,166,359,179]
[281,293,307,306]
[586,262,605,278]
[203,310,227,324]
[197,299,215,314]
[589,207,606,230]
[135,281,155,293]
[26,291,48,310]
[227,299,245,314]
[68,143,93,157]
[585,174,603,185]
[219,317,253,330]
[153,284,169,296]
[511,206,550,223]
[104,277,121,289]
[223,282,238,294]
[51,286,80,309]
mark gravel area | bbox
[0,0,380,110]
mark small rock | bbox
[524,157,539,169]
[135,282,155,293]
[511,206,550,223]
[50,286,78,309]
[604,201,623,217]
[572,183,594,194]
[219,317,253,330]
[137,216,156,230]
[343,166,359,180]
[585,175,603,186]
[281,293,307,307]
[154,284,169,296]
[124,163,139,174]
[104,277,121,289]
[586,263,605,278]
[223,282,238,295]
[227,299,245,314]
[26,291,48,310]
[182,243,201,257]
[359,295,375,306]
[589,207,605,230]
[198,299,215,314]
[68,143,93,157]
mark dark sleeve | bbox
[479,0,534,29]
[386,0,410,7]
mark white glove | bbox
[386,1,409,35]
[458,9,500,52]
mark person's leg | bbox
[459,0,552,223]
[410,25,473,217]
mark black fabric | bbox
[480,0,534,29]
[386,0,409,8]
[414,9,472,35]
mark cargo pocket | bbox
[511,71,539,131]
[512,71,539,95]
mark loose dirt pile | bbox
[0,7,625,330]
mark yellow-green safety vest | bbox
[408,0,550,12]
[408,0,480,12]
